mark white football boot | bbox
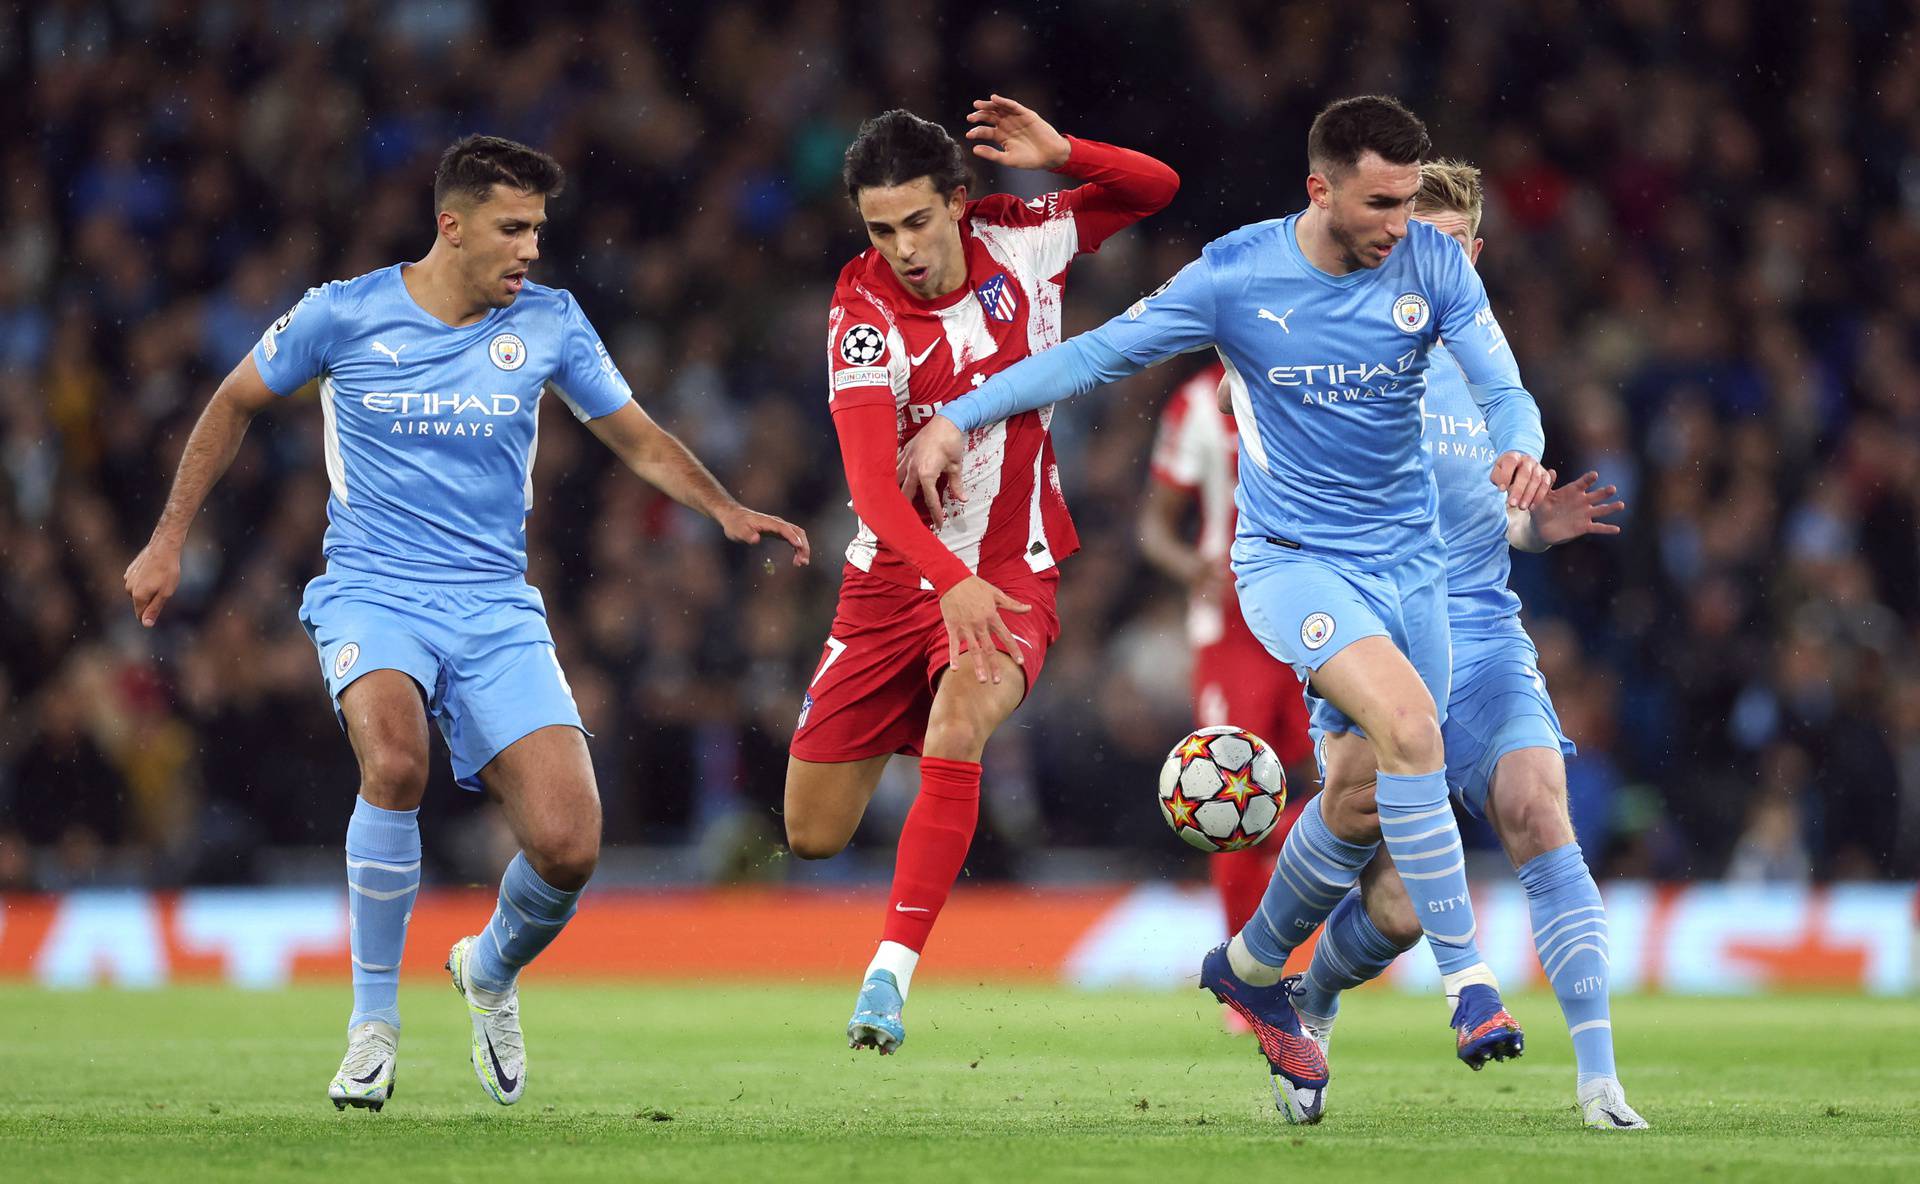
[1579,1077,1650,1130]
[328,1020,398,1112]
[447,936,526,1105]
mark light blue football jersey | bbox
[252,265,633,582]
[942,212,1544,566]
[1423,342,1523,633]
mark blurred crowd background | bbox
[3,0,1917,891]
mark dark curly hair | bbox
[842,109,972,205]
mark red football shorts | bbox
[790,566,1061,763]
[1194,595,1313,768]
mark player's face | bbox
[455,185,547,308]
[856,178,969,299]
[1314,152,1421,271]
[1412,208,1484,269]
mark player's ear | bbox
[438,208,462,247]
[946,185,968,220]
[1305,171,1331,209]
[1469,237,1484,266]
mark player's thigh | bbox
[1306,636,1442,771]
[1357,849,1422,949]
[337,669,434,810]
[434,587,587,796]
[921,569,1058,760]
[481,724,602,880]
[784,754,893,859]
[1484,746,1574,868]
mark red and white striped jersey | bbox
[826,138,1177,592]
[1149,361,1239,646]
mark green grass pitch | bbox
[2,983,1916,1182]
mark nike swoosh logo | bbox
[351,1061,386,1085]
[909,340,941,367]
[893,903,931,913]
[1012,635,1033,649]
[1600,1107,1635,1128]
[485,1032,519,1094]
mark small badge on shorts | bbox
[796,692,814,729]
[333,642,361,680]
[1300,613,1335,651]
[489,332,528,371]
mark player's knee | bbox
[921,714,991,763]
[1493,768,1574,863]
[1371,711,1442,771]
[1319,784,1382,844]
[785,821,849,862]
[356,742,429,807]
[528,831,599,892]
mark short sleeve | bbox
[548,294,635,422]
[252,285,336,396]
[826,294,896,413]
[1096,256,1219,368]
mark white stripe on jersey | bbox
[318,376,349,507]
[942,420,1009,577]
[523,399,540,513]
[548,379,591,422]
[1219,350,1269,473]
[972,212,1079,357]
[1022,433,1049,573]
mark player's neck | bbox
[1294,207,1358,277]
[403,250,493,328]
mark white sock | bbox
[865,941,920,999]
[1441,960,1500,1011]
[1227,931,1285,987]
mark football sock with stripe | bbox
[879,757,981,962]
[345,796,420,1031]
[466,852,583,995]
[1237,794,1378,982]
[1374,769,1487,978]
[1519,842,1616,1084]
[1296,886,1414,1021]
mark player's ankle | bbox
[1227,932,1286,986]
[1440,961,1500,1005]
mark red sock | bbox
[880,756,981,953]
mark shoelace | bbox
[342,1034,394,1078]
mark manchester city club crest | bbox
[333,642,361,680]
[976,273,1017,323]
[489,332,528,370]
[1391,293,1431,333]
[1300,612,1335,651]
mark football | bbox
[1156,725,1288,853]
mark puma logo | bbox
[1257,308,1293,333]
[371,341,407,366]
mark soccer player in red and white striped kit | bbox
[784,95,1177,1052]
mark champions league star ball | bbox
[1157,725,1288,853]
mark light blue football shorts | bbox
[299,569,584,792]
[1438,619,1576,817]
[1231,537,1452,742]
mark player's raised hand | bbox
[1529,471,1626,547]
[718,506,812,566]
[899,414,967,527]
[123,536,183,627]
[966,95,1071,171]
[938,575,1031,685]
[1490,451,1551,511]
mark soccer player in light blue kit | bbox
[901,97,1551,1121]
[123,136,809,1111]
[1286,159,1647,1131]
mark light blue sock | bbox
[1374,769,1485,976]
[345,797,421,1031]
[1296,887,1414,1020]
[1519,842,1616,1085]
[466,852,582,994]
[1242,795,1379,970]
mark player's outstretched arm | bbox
[964,94,1072,171]
[1507,470,1625,553]
[586,402,809,566]
[124,354,279,627]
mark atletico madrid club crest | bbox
[976,273,1017,323]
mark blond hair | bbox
[1416,158,1483,236]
